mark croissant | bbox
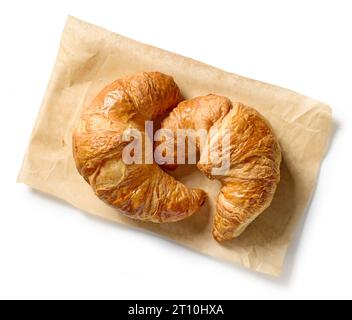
[160,95,282,241]
[72,72,206,222]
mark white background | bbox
[0,0,351,300]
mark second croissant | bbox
[160,94,282,242]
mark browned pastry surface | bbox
[72,72,206,222]
[159,94,232,169]
[160,95,282,241]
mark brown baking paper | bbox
[17,16,332,276]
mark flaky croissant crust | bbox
[72,72,206,223]
[161,95,282,241]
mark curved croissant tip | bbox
[190,188,207,209]
[198,191,207,206]
[162,164,178,171]
[212,227,240,243]
[212,229,226,243]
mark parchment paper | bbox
[17,16,332,276]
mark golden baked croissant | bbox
[72,72,206,222]
[160,95,282,241]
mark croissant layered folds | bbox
[160,95,282,241]
[72,72,206,222]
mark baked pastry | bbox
[159,94,232,169]
[72,72,206,222]
[160,95,282,241]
